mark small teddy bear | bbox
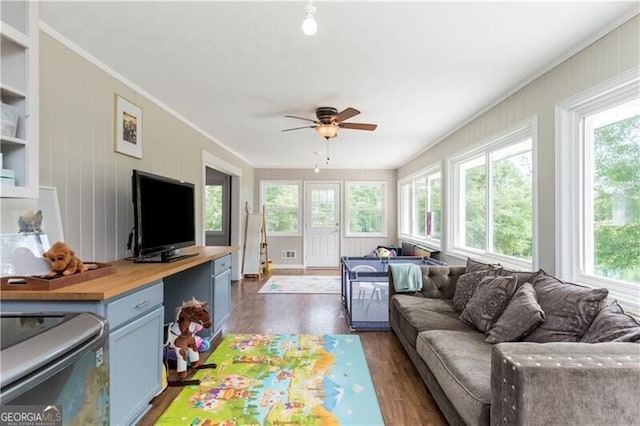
[43,241,88,277]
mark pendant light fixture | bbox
[302,0,317,36]
[314,151,320,173]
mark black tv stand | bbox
[133,250,198,263]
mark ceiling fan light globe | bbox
[302,14,317,35]
[316,124,338,139]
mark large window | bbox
[345,182,387,237]
[584,99,640,284]
[557,70,639,310]
[449,119,535,268]
[260,181,301,236]
[399,167,441,245]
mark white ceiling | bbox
[40,1,638,170]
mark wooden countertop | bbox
[0,246,238,301]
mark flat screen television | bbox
[131,169,196,262]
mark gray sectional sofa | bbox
[388,262,640,426]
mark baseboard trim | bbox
[271,264,305,270]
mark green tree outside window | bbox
[464,163,486,250]
[459,140,533,261]
[491,151,533,259]
[592,114,640,283]
[264,184,299,233]
[348,184,384,233]
[205,185,223,232]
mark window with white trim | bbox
[345,181,387,237]
[585,99,639,283]
[449,119,535,268]
[260,180,301,236]
[399,167,441,246]
[557,70,639,310]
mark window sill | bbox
[344,233,389,238]
[398,235,441,250]
[447,247,533,271]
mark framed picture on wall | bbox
[114,95,142,159]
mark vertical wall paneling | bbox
[92,94,106,261]
[599,29,620,80]
[619,19,640,71]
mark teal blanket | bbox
[389,263,422,292]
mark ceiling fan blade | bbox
[281,125,316,132]
[284,115,318,124]
[333,107,360,123]
[338,122,377,131]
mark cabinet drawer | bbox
[213,254,232,275]
[106,281,163,330]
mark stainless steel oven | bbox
[0,312,109,424]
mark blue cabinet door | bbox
[213,268,231,332]
[109,306,163,425]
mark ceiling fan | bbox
[282,107,377,139]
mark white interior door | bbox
[305,182,340,267]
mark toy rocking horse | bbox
[165,298,216,385]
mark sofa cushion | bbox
[452,268,502,312]
[416,330,493,426]
[390,295,473,347]
[523,274,608,343]
[581,301,640,343]
[418,266,464,299]
[485,282,545,343]
[460,275,518,333]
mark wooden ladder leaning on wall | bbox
[241,203,268,279]
[259,205,269,274]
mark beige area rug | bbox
[258,275,341,294]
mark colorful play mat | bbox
[156,334,384,425]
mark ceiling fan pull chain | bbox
[326,140,330,165]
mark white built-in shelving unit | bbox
[1,0,38,198]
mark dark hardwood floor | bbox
[138,269,447,425]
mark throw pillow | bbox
[500,268,545,287]
[581,301,640,343]
[465,257,500,273]
[452,268,502,312]
[460,275,518,333]
[485,283,545,344]
[523,274,608,343]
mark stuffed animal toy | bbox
[42,241,88,277]
[376,247,393,258]
[166,298,212,379]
